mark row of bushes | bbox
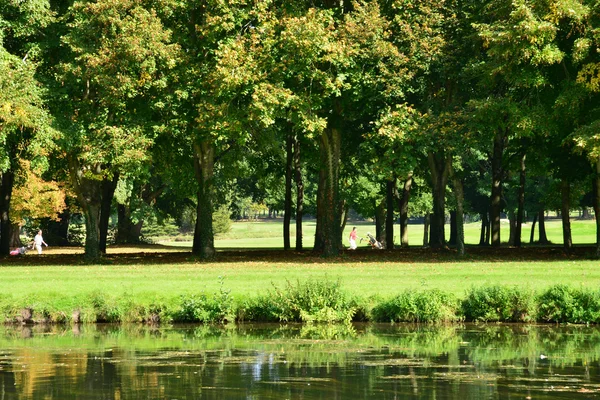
[3,281,600,325]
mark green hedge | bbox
[3,282,600,325]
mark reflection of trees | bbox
[1,324,600,398]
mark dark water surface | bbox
[0,323,599,399]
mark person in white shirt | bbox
[33,230,48,254]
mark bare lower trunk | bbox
[515,153,526,247]
[99,174,119,254]
[375,199,385,244]
[490,130,506,247]
[386,178,396,250]
[508,210,516,246]
[529,213,537,244]
[449,211,457,246]
[538,210,549,244]
[595,159,600,257]
[314,126,342,256]
[0,170,15,256]
[116,204,143,244]
[427,152,451,248]
[479,213,487,246]
[561,179,572,252]
[423,213,430,247]
[9,223,21,248]
[192,141,215,259]
[399,174,412,247]
[283,133,293,250]
[294,135,304,251]
[452,176,465,256]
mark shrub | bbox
[371,290,459,323]
[462,286,536,322]
[537,285,600,324]
[268,278,355,323]
[172,277,235,324]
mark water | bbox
[0,323,599,399]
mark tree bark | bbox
[399,174,412,247]
[68,158,103,261]
[0,170,15,256]
[515,153,526,247]
[490,129,506,247]
[508,210,516,246]
[594,159,600,257]
[375,199,385,244]
[99,173,119,254]
[423,213,430,247]
[283,133,293,250]
[386,178,396,250]
[427,151,451,248]
[314,126,342,256]
[479,213,487,246]
[9,222,21,248]
[538,210,549,244]
[449,211,457,246]
[529,213,537,244]
[561,178,572,252]
[116,204,143,244]
[294,135,303,251]
[192,141,215,259]
[452,175,465,256]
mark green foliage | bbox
[212,206,232,235]
[267,278,356,323]
[537,285,600,324]
[172,277,234,324]
[371,289,460,323]
[462,286,537,323]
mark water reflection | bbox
[0,323,599,399]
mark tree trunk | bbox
[192,141,215,259]
[48,209,71,246]
[386,178,396,250]
[375,199,385,244]
[515,153,526,247]
[490,130,506,247]
[283,133,293,250]
[314,126,342,256]
[449,211,457,246]
[9,222,21,248]
[452,176,465,256]
[423,213,430,247]
[339,200,348,249]
[529,213,537,244]
[508,210,516,246]
[479,213,487,246]
[68,158,103,261]
[594,159,600,257]
[560,178,572,252]
[0,170,15,256]
[294,135,303,251]
[427,151,451,248]
[99,173,119,254]
[399,174,412,247]
[538,210,549,244]
[116,204,143,244]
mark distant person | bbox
[33,230,48,254]
[349,227,358,250]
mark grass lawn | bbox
[1,217,598,307]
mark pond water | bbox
[0,323,599,399]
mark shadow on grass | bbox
[0,244,596,266]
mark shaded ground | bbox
[1,244,596,266]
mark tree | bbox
[50,0,178,260]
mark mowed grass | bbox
[1,217,599,307]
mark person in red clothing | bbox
[349,227,358,250]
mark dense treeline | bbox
[2,0,600,260]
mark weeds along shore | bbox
[2,279,600,325]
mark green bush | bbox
[267,278,355,323]
[462,286,536,322]
[537,285,600,323]
[172,278,235,323]
[371,290,459,323]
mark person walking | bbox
[349,227,358,250]
[33,230,48,254]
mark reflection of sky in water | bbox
[0,324,600,399]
